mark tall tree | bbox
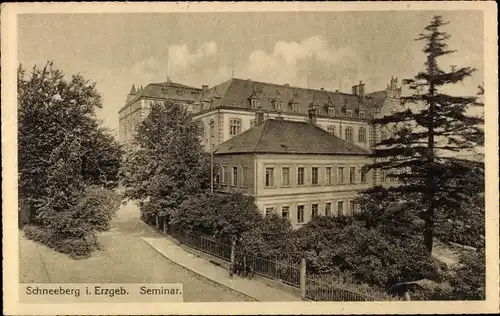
[18,62,123,224]
[121,101,210,217]
[365,15,484,254]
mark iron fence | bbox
[168,225,232,262]
[242,253,301,288]
[305,274,378,301]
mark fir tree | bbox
[365,15,484,254]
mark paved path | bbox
[19,201,253,302]
[142,237,302,302]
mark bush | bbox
[446,248,485,300]
[23,225,99,259]
[171,192,263,242]
[294,217,440,289]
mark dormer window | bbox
[251,99,260,109]
[289,101,299,112]
[359,111,365,119]
[328,107,335,117]
[177,89,184,96]
[346,109,353,117]
[273,100,283,111]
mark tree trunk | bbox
[423,209,434,254]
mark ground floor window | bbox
[312,203,319,218]
[337,201,344,216]
[325,203,331,216]
[281,206,289,219]
[265,207,274,217]
[297,205,304,223]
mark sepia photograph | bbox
[2,1,499,315]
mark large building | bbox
[118,76,403,149]
[211,112,375,227]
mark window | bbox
[291,104,300,112]
[346,110,353,117]
[325,167,332,185]
[265,167,274,187]
[281,167,290,186]
[251,99,259,109]
[274,101,283,111]
[214,165,220,185]
[345,127,353,142]
[381,130,388,141]
[281,206,290,219]
[349,166,356,184]
[361,168,367,183]
[297,205,304,223]
[337,201,344,216]
[312,204,319,218]
[380,170,387,183]
[358,127,366,143]
[337,167,345,184]
[328,107,335,117]
[229,118,242,136]
[232,166,238,186]
[327,125,336,135]
[348,200,355,215]
[325,203,332,216]
[265,207,274,217]
[222,166,228,184]
[312,167,319,185]
[359,111,366,119]
[297,167,305,185]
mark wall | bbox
[213,154,255,195]
[253,153,373,228]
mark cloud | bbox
[167,42,218,76]
[243,35,360,90]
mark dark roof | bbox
[120,81,202,112]
[202,78,387,118]
[213,119,371,155]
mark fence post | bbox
[155,214,160,230]
[163,217,168,235]
[300,258,306,300]
[230,237,236,278]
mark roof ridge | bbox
[253,120,270,152]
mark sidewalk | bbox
[142,237,302,302]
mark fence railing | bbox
[305,274,378,301]
[169,225,232,262]
[144,216,385,302]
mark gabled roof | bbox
[201,78,386,118]
[213,119,371,155]
[120,81,202,112]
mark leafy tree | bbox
[365,15,484,254]
[18,62,123,225]
[18,62,122,257]
[171,192,263,242]
[121,101,210,217]
[240,212,297,259]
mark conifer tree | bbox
[365,15,484,254]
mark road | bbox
[19,201,254,302]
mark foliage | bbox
[171,192,263,242]
[364,15,484,253]
[447,248,485,300]
[294,216,440,289]
[23,225,99,259]
[120,101,210,217]
[239,212,297,259]
[18,62,123,225]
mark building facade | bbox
[211,114,376,228]
[118,76,404,150]
[118,79,204,144]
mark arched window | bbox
[358,127,366,143]
[345,127,353,142]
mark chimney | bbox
[284,83,290,87]
[307,106,317,125]
[358,81,365,102]
[320,87,324,91]
[255,108,265,126]
[352,85,359,96]
[202,85,208,92]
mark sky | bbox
[17,10,484,135]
